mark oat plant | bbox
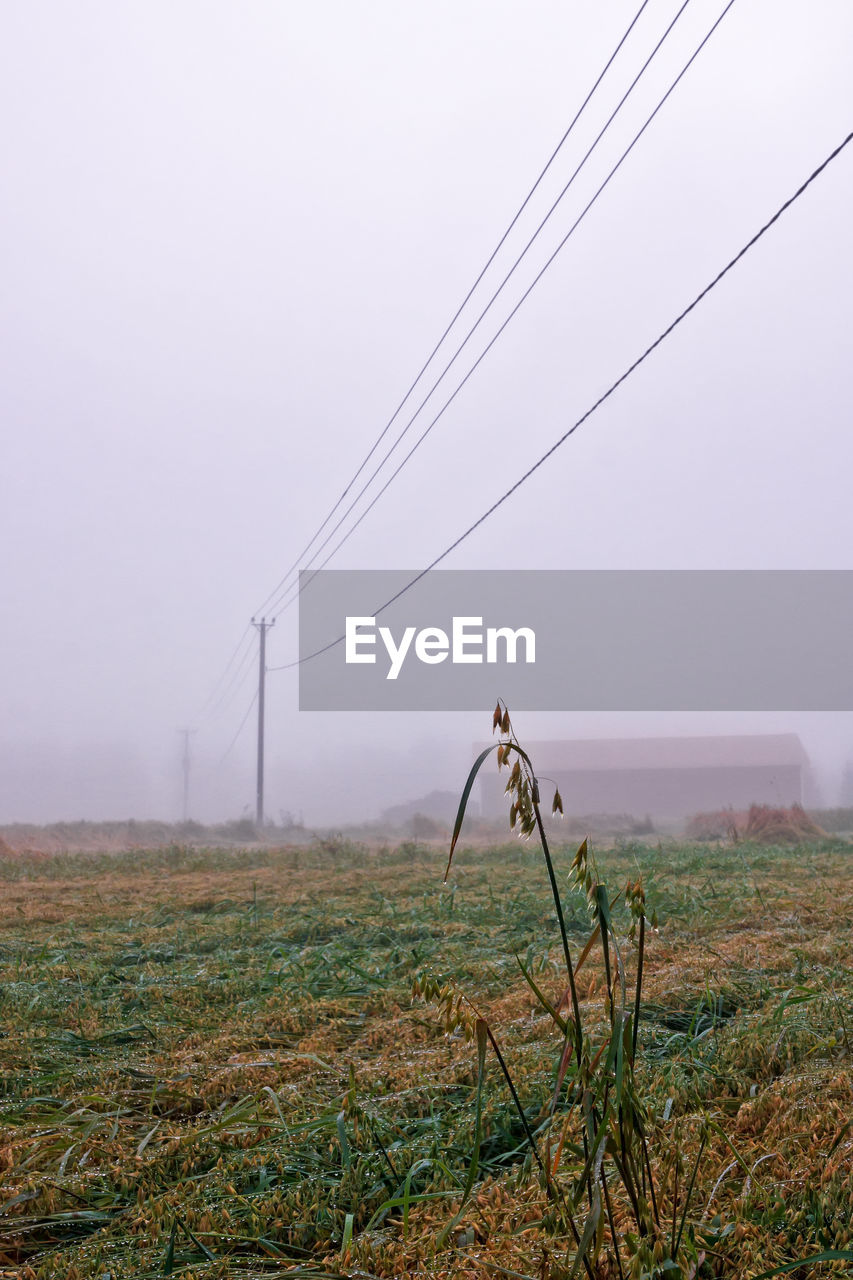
[418,703,708,1280]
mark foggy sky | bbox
[2,1,852,825]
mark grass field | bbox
[0,834,851,1278]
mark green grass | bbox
[0,836,851,1277]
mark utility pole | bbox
[178,728,196,822]
[251,617,275,827]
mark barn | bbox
[477,734,811,820]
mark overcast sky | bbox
[2,1,852,824]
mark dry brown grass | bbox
[0,837,851,1278]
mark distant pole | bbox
[178,728,195,822]
[251,617,275,827]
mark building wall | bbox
[480,764,803,819]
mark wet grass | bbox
[0,837,851,1278]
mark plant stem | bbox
[533,803,583,1069]
[601,1166,626,1280]
[675,1128,707,1255]
[632,913,645,1065]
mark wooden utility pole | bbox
[251,617,275,827]
[178,728,195,822]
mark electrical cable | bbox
[215,690,259,768]
[251,0,655,620]
[267,128,853,671]
[194,625,253,722]
[196,629,257,726]
[267,0,734,621]
[264,0,698,621]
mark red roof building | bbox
[477,734,810,819]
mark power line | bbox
[251,0,655,620]
[195,624,254,724]
[197,631,257,726]
[215,689,259,768]
[266,0,733,621]
[208,641,257,717]
[268,128,853,672]
[264,0,696,621]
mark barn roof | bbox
[475,734,808,772]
